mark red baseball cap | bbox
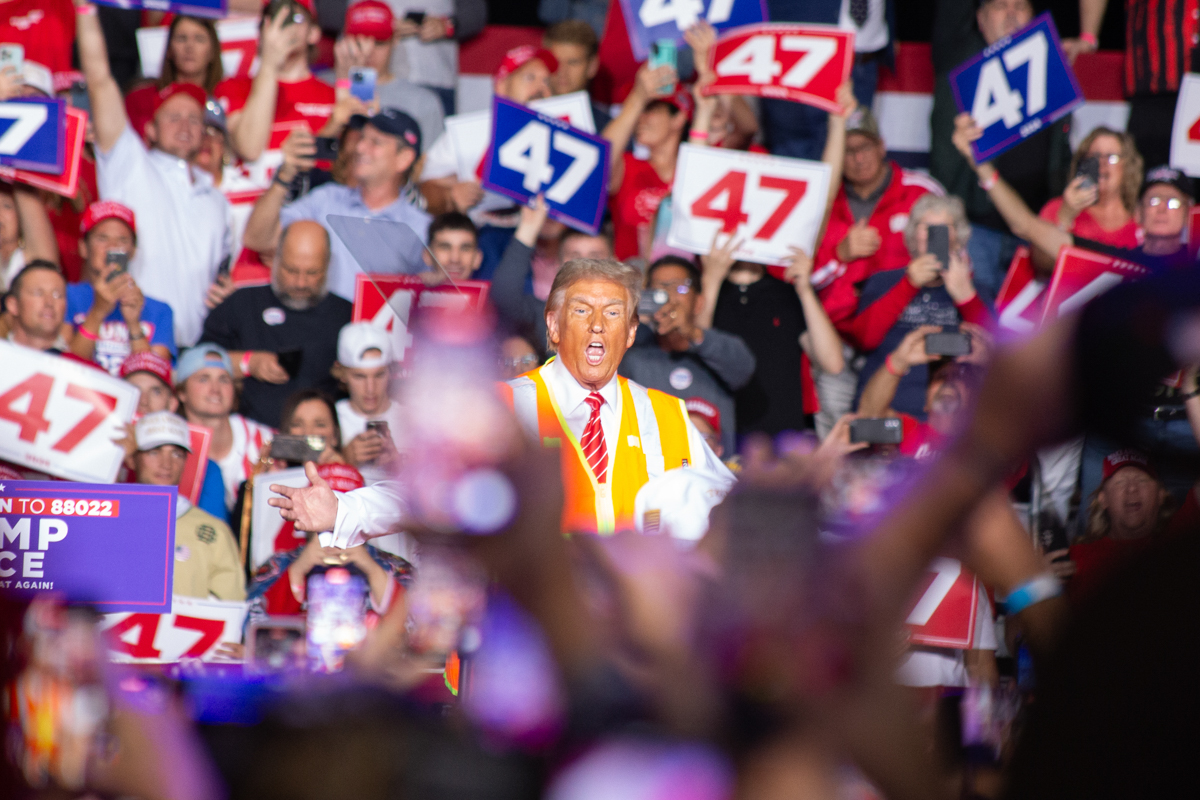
[495,45,559,84]
[80,200,137,239]
[345,0,394,40]
[655,85,694,120]
[153,82,208,115]
[121,351,174,389]
[685,397,721,437]
[1101,449,1157,483]
[315,462,365,492]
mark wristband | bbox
[76,325,98,341]
[978,170,998,191]
[1079,31,1098,48]
[240,351,252,377]
[689,129,709,141]
[335,79,351,90]
[75,3,97,14]
[1004,573,1062,616]
[443,16,455,37]
[885,353,906,377]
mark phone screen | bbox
[306,566,368,673]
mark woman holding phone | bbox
[1037,127,1143,249]
[124,15,224,141]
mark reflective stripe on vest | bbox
[503,365,692,534]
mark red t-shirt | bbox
[610,152,670,262]
[898,413,943,461]
[1039,197,1141,249]
[214,75,336,149]
[1068,536,1154,603]
[0,0,75,78]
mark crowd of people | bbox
[3,0,1200,797]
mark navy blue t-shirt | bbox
[853,269,965,419]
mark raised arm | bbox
[951,113,1072,270]
[1062,0,1108,61]
[227,7,300,161]
[602,63,674,192]
[241,129,315,257]
[14,186,59,266]
[815,82,857,248]
[785,247,845,375]
[74,0,129,153]
[856,325,940,416]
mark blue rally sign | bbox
[619,0,767,62]
[483,97,612,236]
[949,13,1083,163]
[0,481,177,614]
[0,99,66,175]
[94,0,226,19]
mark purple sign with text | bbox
[0,481,177,614]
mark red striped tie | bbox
[580,391,608,484]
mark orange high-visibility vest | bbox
[499,363,693,535]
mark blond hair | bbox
[1070,127,1144,214]
[546,258,642,318]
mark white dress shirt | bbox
[838,0,889,53]
[96,125,231,348]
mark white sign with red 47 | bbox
[667,144,831,266]
[102,596,248,663]
[0,342,138,483]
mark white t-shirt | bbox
[336,398,405,484]
[213,413,275,511]
[95,125,232,347]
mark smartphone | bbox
[926,224,951,271]
[405,10,427,24]
[0,43,23,75]
[1076,155,1101,191]
[649,39,677,95]
[849,417,903,445]
[216,253,231,280]
[277,349,303,379]
[246,617,307,674]
[313,136,339,161]
[104,251,129,280]
[925,331,972,357]
[306,566,368,673]
[269,434,325,463]
[1035,510,1071,556]
[349,66,377,103]
[366,419,390,438]
[637,287,669,331]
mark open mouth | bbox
[585,341,605,367]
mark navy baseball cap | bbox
[364,108,421,156]
[1141,165,1195,200]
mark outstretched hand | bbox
[268,461,339,532]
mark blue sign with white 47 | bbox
[949,12,1083,163]
[0,99,65,175]
[482,97,612,236]
[618,0,767,61]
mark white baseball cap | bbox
[337,321,393,368]
[135,411,192,452]
[634,468,733,546]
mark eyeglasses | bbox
[501,354,540,370]
[1146,196,1184,210]
[1087,152,1122,165]
[649,281,693,296]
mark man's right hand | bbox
[260,5,304,72]
[277,127,317,184]
[247,352,291,384]
[836,219,882,262]
[269,461,339,533]
[890,324,941,373]
[343,430,385,465]
[905,253,941,288]
[450,180,484,212]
